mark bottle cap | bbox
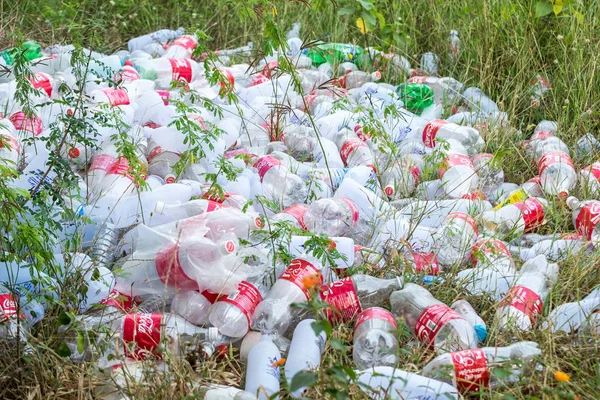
[566,196,579,210]
[207,326,219,342]
[154,200,166,214]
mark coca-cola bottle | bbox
[432,212,479,266]
[543,286,600,333]
[438,152,479,199]
[421,119,484,157]
[133,58,201,89]
[319,275,402,323]
[421,342,541,393]
[0,286,27,340]
[390,283,478,353]
[537,149,576,198]
[253,155,308,209]
[333,128,375,169]
[353,307,398,369]
[566,197,600,245]
[579,162,600,198]
[380,155,423,199]
[251,257,329,336]
[302,197,360,237]
[496,255,559,331]
[478,197,547,238]
[472,153,504,196]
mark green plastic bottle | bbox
[307,43,366,67]
[1,41,43,65]
[396,83,434,114]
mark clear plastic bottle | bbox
[473,153,504,196]
[451,300,487,343]
[579,162,600,198]
[268,204,308,230]
[319,275,402,323]
[333,128,375,169]
[439,153,479,198]
[478,197,547,238]
[253,155,308,209]
[338,70,381,89]
[421,342,541,393]
[146,138,181,182]
[543,286,600,333]
[0,286,27,340]
[496,255,559,331]
[420,119,483,157]
[449,30,460,62]
[380,155,423,199]
[530,74,552,107]
[353,307,398,369]
[302,197,359,237]
[566,197,600,245]
[463,87,499,114]
[170,290,212,326]
[163,35,198,59]
[133,58,201,89]
[537,150,576,198]
[420,52,440,77]
[432,212,479,266]
[390,283,478,353]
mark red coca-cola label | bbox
[575,201,600,240]
[415,304,462,347]
[218,68,235,91]
[101,88,130,106]
[253,155,281,181]
[499,286,543,324]
[451,349,490,392]
[412,252,440,275]
[354,307,397,331]
[122,313,162,359]
[89,154,117,172]
[514,198,545,232]
[9,112,43,136]
[446,212,478,235]
[527,176,542,185]
[156,90,170,105]
[439,154,474,178]
[339,197,359,224]
[537,151,574,176]
[422,119,447,148]
[169,35,197,54]
[221,281,263,323]
[169,58,193,83]
[262,61,279,78]
[319,277,362,322]
[147,146,165,164]
[0,294,23,323]
[339,139,366,166]
[224,148,249,159]
[408,76,428,84]
[114,67,140,84]
[531,130,554,142]
[282,204,308,229]
[100,289,140,313]
[250,74,270,86]
[583,163,600,182]
[279,258,323,299]
[107,156,134,181]
[0,134,19,152]
[201,290,225,304]
[470,238,510,267]
[30,72,53,97]
[154,243,199,291]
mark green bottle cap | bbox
[396,83,434,114]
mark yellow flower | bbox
[356,18,369,34]
[271,6,277,17]
[554,371,570,382]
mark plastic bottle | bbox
[496,255,559,331]
[537,150,576,198]
[0,286,27,340]
[133,58,201,89]
[253,155,308,209]
[439,153,479,198]
[517,234,586,262]
[380,156,422,199]
[449,30,460,62]
[390,283,478,352]
[0,126,19,166]
[169,290,212,326]
[319,275,402,323]
[543,286,600,333]
[473,153,504,196]
[420,52,440,77]
[432,212,479,266]
[244,334,281,400]
[579,162,600,197]
[566,197,600,245]
[127,28,184,53]
[530,75,551,107]
[333,128,375,169]
[353,307,398,369]
[163,35,198,59]
[302,197,359,237]
[478,197,547,238]
[462,87,499,114]
[421,342,541,393]
[451,300,487,343]
[355,366,459,400]
[285,319,326,398]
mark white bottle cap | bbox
[207,326,219,342]
[566,196,579,210]
[154,200,166,214]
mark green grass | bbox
[3,0,600,399]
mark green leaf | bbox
[535,1,553,17]
[289,370,318,392]
[56,342,72,357]
[553,0,564,15]
[356,0,374,11]
[311,319,332,337]
[330,338,348,351]
[338,7,356,16]
[76,330,85,354]
[58,311,74,326]
[375,12,386,29]
[574,10,584,24]
[360,11,377,28]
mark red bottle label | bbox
[107,156,134,181]
[279,258,323,300]
[530,130,554,142]
[156,90,170,105]
[339,196,359,224]
[30,72,53,97]
[201,290,225,304]
[146,145,166,164]
[282,204,308,229]
[319,277,362,323]
[354,306,397,331]
[0,134,19,152]
[9,112,43,136]
[470,238,510,267]
[537,151,573,176]
[0,294,23,323]
[220,281,263,324]
[439,154,474,178]
[339,139,367,166]
[100,289,141,313]
[446,211,478,235]
[514,198,545,232]
[575,201,600,240]
[499,285,543,324]
[412,252,440,275]
[114,67,140,84]
[414,304,462,347]
[169,58,193,83]
[155,243,199,291]
[451,348,490,392]
[584,162,600,182]
[408,76,428,84]
[122,313,163,360]
[89,154,117,172]
[101,88,131,106]
[422,119,447,148]
[253,155,282,181]
[170,35,197,54]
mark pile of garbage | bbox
[1,24,599,399]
